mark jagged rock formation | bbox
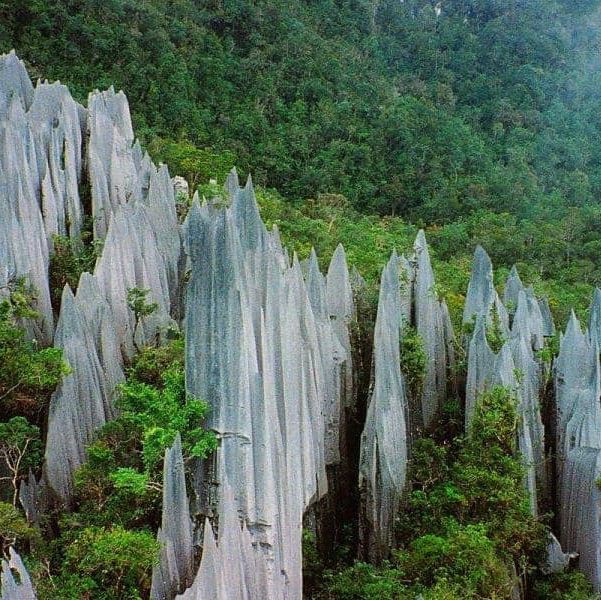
[414,230,450,428]
[464,261,551,514]
[43,284,120,504]
[0,548,36,600]
[358,252,408,563]
[358,231,454,562]
[177,480,271,599]
[184,173,351,599]
[554,299,601,590]
[462,245,509,337]
[0,51,181,506]
[560,447,601,589]
[151,435,195,599]
[7,51,601,597]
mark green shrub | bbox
[399,326,427,399]
[0,501,39,556]
[0,417,42,505]
[63,526,159,599]
[48,234,100,308]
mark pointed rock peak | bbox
[308,248,320,271]
[224,167,239,199]
[0,51,34,113]
[59,284,76,310]
[414,228,427,252]
[566,310,582,338]
[169,431,183,456]
[474,244,490,262]
[327,243,349,278]
[590,288,601,317]
[76,272,100,298]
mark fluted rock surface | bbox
[44,284,120,504]
[465,264,550,514]
[358,252,408,562]
[463,245,508,336]
[151,435,195,600]
[413,230,448,428]
[177,481,271,600]
[185,175,350,598]
[1,548,36,600]
[560,447,601,590]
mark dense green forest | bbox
[3,0,601,322]
[4,1,601,598]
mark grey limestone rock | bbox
[358,252,408,562]
[560,447,601,591]
[413,230,447,428]
[503,265,524,314]
[43,285,118,505]
[0,51,34,117]
[87,86,139,238]
[1,548,36,600]
[151,434,195,599]
[185,176,347,598]
[463,245,495,326]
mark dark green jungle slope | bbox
[3,1,601,598]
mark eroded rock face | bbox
[358,252,408,563]
[177,480,271,600]
[151,435,195,600]
[184,174,351,598]
[413,230,448,428]
[553,304,601,591]
[560,447,601,590]
[43,284,119,504]
[0,547,36,600]
[465,264,550,515]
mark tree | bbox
[0,502,38,558]
[64,526,159,598]
[0,417,42,506]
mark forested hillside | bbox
[4,2,601,599]
[3,0,601,321]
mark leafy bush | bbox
[0,417,42,505]
[399,327,427,399]
[0,501,39,556]
[72,338,215,529]
[330,386,547,599]
[63,526,158,599]
[48,233,100,308]
[0,282,69,418]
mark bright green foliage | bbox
[531,570,597,600]
[0,284,69,418]
[116,365,216,472]
[396,522,513,598]
[329,386,547,598]
[0,417,42,505]
[127,288,159,324]
[399,327,427,399]
[485,309,506,353]
[149,138,236,190]
[71,338,214,530]
[62,526,159,599]
[324,561,406,599]
[48,233,100,308]
[109,468,150,496]
[126,337,184,388]
[0,501,39,556]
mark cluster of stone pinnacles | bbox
[1,51,600,599]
